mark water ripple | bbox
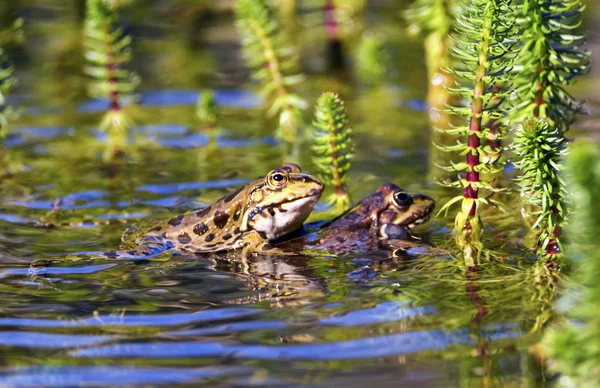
[0,366,254,387]
[318,302,437,326]
[136,178,249,194]
[165,320,287,337]
[1,264,118,277]
[0,308,263,328]
[0,331,113,349]
[72,326,522,361]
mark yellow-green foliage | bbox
[235,0,307,143]
[311,92,354,211]
[83,0,139,161]
[0,48,16,139]
[513,119,567,255]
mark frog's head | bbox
[377,183,435,229]
[243,163,324,240]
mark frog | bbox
[275,183,436,254]
[92,163,324,259]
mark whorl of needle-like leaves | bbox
[512,0,590,132]
[84,0,139,161]
[435,0,518,258]
[83,0,139,103]
[437,0,518,190]
[235,0,307,143]
[0,49,16,139]
[513,119,567,254]
[311,92,354,210]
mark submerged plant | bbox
[311,92,354,211]
[510,0,589,257]
[84,0,139,161]
[235,0,307,144]
[436,0,517,262]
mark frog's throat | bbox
[241,192,322,240]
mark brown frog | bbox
[96,163,324,259]
[277,183,436,254]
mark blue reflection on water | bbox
[0,366,254,387]
[76,89,262,112]
[136,178,249,194]
[0,331,113,348]
[319,302,437,326]
[0,214,37,223]
[0,308,263,328]
[3,264,118,277]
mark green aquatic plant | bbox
[0,17,23,49]
[513,119,567,257]
[355,33,387,86]
[196,90,218,130]
[84,0,140,161]
[0,47,21,178]
[436,0,518,263]
[510,0,589,258]
[0,49,16,139]
[235,0,307,144]
[512,0,589,131]
[311,92,354,211]
[544,143,600,387]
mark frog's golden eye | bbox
[392,191,412,208]
[267,170,289,188]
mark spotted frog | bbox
[99,163,324,259]
[279,183,435,253]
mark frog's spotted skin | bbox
[308,183,435,253]
[99,163,324,259]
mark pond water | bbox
[0,1,598,387]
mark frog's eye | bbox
[267,170,289,188]
[392,191,412,208]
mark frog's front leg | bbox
[368,209,385,237]
[239,230,296,256]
